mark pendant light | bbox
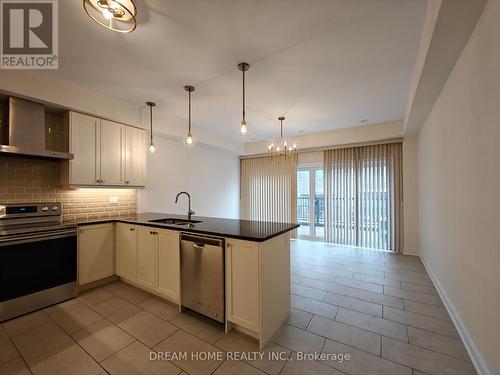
[184,85,195,146]
[83,0,137,33]
[268,116,297,157]
[238,62,250,135]
[146,101,156,153]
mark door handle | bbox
[193,243,205,249]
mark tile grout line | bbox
[43,304,113,375]
[2,328,35,375]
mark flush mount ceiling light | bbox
[184,85,195,147]
[83,0,137,33]
[146,101,156,153]
[268,116,298,157]
[238,62,250,135]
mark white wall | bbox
[417,1,500,373]
[137,135,240,219]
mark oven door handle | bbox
[0,229,77,245]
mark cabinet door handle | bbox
[150,231,157,235]
[130,228,135,231]
[125,180,130,184]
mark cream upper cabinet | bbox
[67,111,145,187]
[136,227,157,289]
[124,126,145,186]
[225,239,260,333]
[116,223,138,280]
[99,120,123,185]
[156,229,180,303]
[78,223,115,285]
[68,112,98,185]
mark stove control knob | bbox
[51,206,59,211]
[41,206,49,212]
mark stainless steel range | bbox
[0,203,77,321]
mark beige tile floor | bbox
[0,239,476,375]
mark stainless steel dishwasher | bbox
[180,234,225,323]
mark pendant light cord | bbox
[149,104,153,144]
[188,90,192,134]
[242,69,246,122]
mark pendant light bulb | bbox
[240,120,247,135]
[149,143,155,153]
[186,134,193,145]
[103,8,113,19]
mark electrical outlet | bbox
[110,197,118,204]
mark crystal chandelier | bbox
[268,116,297,157]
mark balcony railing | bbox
[298,193,390,247]
[297,196,324,226]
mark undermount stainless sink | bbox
[149,218,202,225]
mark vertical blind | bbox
[324,143,403,252]
[240,155,297,224]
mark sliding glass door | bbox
[297,167,324,240]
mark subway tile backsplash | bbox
[0,156,137,222]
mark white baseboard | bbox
[420,256,491,375]
[403,248,420,256]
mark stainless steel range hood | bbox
[0,97,73,160]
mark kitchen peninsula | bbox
[76,213,299,348]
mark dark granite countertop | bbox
[72,212,299,242]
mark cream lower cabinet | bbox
[116,223,138,280]
[156,229,181,302]
[226,233,291,349]
[116,224,180,303]
[225,238,260,333]
[136,226,157,290]
[78,224,115,285]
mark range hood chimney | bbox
[0,97,73,160]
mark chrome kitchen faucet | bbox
[175,192,195,221]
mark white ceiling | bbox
[46,0,427,142]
